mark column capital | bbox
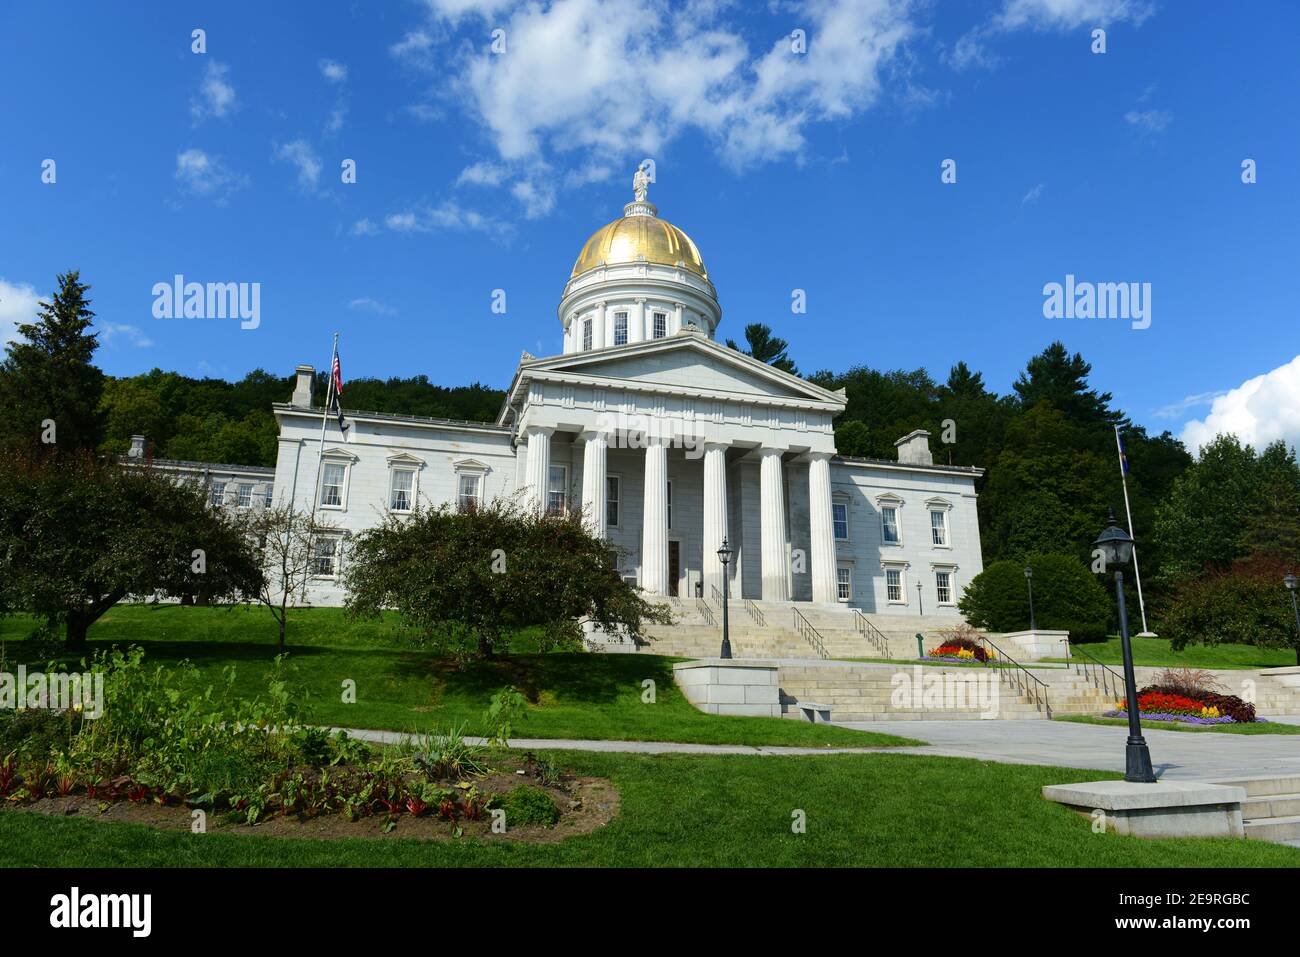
[703,440,731,452]
[634,296,647,304]
[578,427,611,444]
[524,424,555,438]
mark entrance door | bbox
[667,541,681,597]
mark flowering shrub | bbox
[1108,684,1261,724]
[926,635,995,664]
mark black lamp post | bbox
[916,579,924,616]
[1094,509,1156,783]
[1024,566,1036,632]
[1285,573,1300,667]
[718,538,733,660]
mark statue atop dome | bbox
[633,161,652,203]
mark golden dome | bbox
[571,205,708,280]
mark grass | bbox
[1,750,1295,867]
[1045,636,1296,670]
[1056,715,1300,735]
[0,605,918,748]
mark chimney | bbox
[292,364,315,407]
[895,429,933,465]
[128,435,146,459]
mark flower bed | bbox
[925,636,995,664]
[1105,683,1264,725]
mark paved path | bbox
[331,719,1300,779]
[831,717,1300,780]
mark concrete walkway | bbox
[331,718,1300,778]
[831,716,1300,780]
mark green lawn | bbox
[0,605,917,748]
[1056,715,1300,735]
[1046,635,1296,670]
[1,750,1295,867]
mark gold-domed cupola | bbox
[558,164,721,355]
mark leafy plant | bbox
[412,724,489,781]
[489,784,560,828]
[483,685,527,748]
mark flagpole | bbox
[1115,425,1153,635]
[309,333,339,525]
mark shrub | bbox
[490,784,560,827]
[1157,557,1299,662]
[958,553,1111,642]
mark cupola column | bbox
[631,298,646,344]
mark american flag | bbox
[329,351,350,439]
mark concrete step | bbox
[1245,816,1300,843]
[1215,775,1300,798]
[1242,793,1300,819]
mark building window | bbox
[832,502,849,541]
[930,509,948,546]
[390,469,414,512]
[836,566,852,602]
[886,567,904,603]
[547,465,567,515]
[881,506,900,544]
[936,570,953,604]
[458,473,481,513]
[235,483,253,508]
[582,318,593,351]
[311,537,340,578]
[653,312,667,338]
[320,463,346,508]
[263,485,274,508]
[613,312,628,346]
[209,481,227,507]
[606,475,620,527]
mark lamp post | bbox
[1094,509,1156,783]
[1024,566,1036,632]
[718,538,733,660]
[916,579,924,615]
[1285,573,1300,667]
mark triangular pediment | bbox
[520,335,843,405]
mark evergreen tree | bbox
[0,270,105,455]
[1013,341,1122,430]
[726,323,798,375]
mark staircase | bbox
[1211,775,1300,846]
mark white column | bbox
[702,442,729,601]
[641,438,669,595]
[672,301,684,335]
[524,426,553,515]
[808,452,838,603]
[592,302,607,351]
[631,298,646,343]
[581,431,608,538]
[759,448,790,601]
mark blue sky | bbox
[1,0,1297,451]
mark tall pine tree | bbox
[0,270,105,456]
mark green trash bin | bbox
[916,633,924,659]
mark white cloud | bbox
[174,149,248,203]
[99,322,154,349]
[274,139,324,191]
[949,0,1153,72]
[348,297,397,315]
[1180,356,1300,455]
[1125,108,1172,132]
[191,60,238,122]
[0,278,42,345]
[1021,182,1046,204]
[378,201,512,238]
[396,0,917,214]
[352,218,380,236]
[456,161,509,187]
[1152,389,1228,420]
[319,58,348,83]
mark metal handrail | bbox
[851,608,892,659]
[973,634,1052,717]
[791,607,829,659]
[1068,642,1125,700]
[742,598,766,627]
[710,584,724,604]
[696,598,716,627]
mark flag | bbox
[329,351,351,441]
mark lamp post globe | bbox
[1093,508,1156,783]
[717,539,733,660]
[1285,573,1300,667]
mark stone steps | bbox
[1208,776,1300,845]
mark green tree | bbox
[1012,341,1121,430]
[726,323,798,375]
[0,270,105,455]
[1159,556,1300,664]
[344,497,669,659]
[1241,441,1300,563]
[834,420,872,457]
[242,503,339,654]
[958,554,1112,642]
[1150,434,1261,586]
[99,378,167,457]
[0,453,262,649]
